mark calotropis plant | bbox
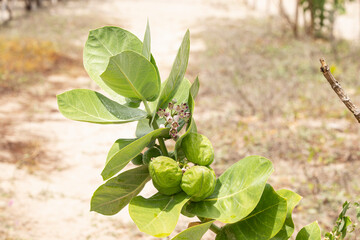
[57,22,323,239]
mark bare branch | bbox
[319,58,360,123]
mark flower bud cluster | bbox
[157,99,191,139]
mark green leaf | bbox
[83,26,143,103]
[90,165,151,215]
[295,222,321,240]
[172,220,215,240]
[216,184,287,240]
[149,77,192,115]
[129,192,190,238]
[101,128,169,180]
[152,30,190,121]
[135,118,166,138]
[142,20,151,61]
[271,189,302,240]
[106,139,136,165]
[57,89,147,124]
[190,76,200,100]
[185,156,274,223]
[100,51,160,102]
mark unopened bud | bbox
[166,116,173,123]
[159,124,166,128]
[173,115,180,122]
[174,105,181,112]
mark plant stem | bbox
[209,223,221,235]
[319,58,360,123]
[143,100,169,157]
[152,120,169,156]
[143,100,152,117]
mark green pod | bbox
[143,147,162,165]
[182,132,214,166]
[149,156,183,189]
[131,153,143,165]
[181,166,216,202]
[152,180,182,196]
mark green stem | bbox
[152,120,169,157]
[209,223,221,235]
[143,100,169,157]
[143,100,152,116]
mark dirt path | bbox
[0,0,253,239]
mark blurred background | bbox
[0,0,359,239]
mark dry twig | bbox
[319,58,360,123]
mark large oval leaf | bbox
[90,165,151,215]
[100,51,160,102]
[215,184,287,240]
[57,89,147,124]
[172,220,215,240]
[295,222,321,240]
[129,192,190,238]
[185,156,274,223]
[83,27,143,103]
[101,128,169,180]
[271,189,302,240]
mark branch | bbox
[319,58,360,123]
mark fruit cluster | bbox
[141,131,216,202]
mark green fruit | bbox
[149,156,183,189]
[182,132,214,166]
[143,147,162,165]
[131,153,143,165]
[152,180,182,196]
[181,166,216,202]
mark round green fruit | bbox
[181,166,216,202]
[152,180,182,196]
[143,147,162,165]
[131,153,143,165]
[182,132,214,166]
[149,156,183,189]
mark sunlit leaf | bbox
[185,156,273,223]
[83,27,143,103]
[90,165,150,215]
[57,89,147,124]
[101,128,169,180]
[172,220,214,240]
[129,192,190,237]
[100,51,160,101]
[216,184,287,239]
[151,30,190,123]
[142,20,151,61]
[271,189,302,240]
[295,222,321,240]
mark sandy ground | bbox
[0,0,359,239]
